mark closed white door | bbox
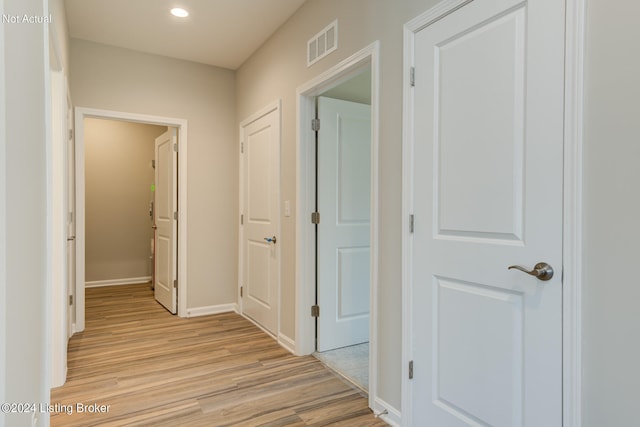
[154,128,177,314]
[317,97,371,352]
[66,100,76,337]
[241,106,280,334]
[408,0,564,425]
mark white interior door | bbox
[154,128,177,314]
[66,98,76,337]
[241,106,280,334]
[408,0,564,425]
[317,97,371,352]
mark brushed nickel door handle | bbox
[508,262,554,281]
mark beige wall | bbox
[236,0,441,410]
[84,118,166,282]
[582,0,640,424]
[70,39,238,307]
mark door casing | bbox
[74,107,189,331]
[295,41,382,412]
[400,0,586,426]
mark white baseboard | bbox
[85,276,151,288]
[186,303,238,318]
[278,333,296,354]
[373,397,401,427]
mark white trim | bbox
[186,303,239,318]
[85,277,152,288]
[238,99,282,340]
[562,0,585,425]
[49,68,67,389]
[295,41,380,409]
[373,397,402,427]
[278,333,296,354]
[43,0,54,405]
[75,107,189,331]
[401,18,416,427]
[401,2,585,426]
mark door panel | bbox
[242,107,280,334]
[436,6,525,240]
[154,129,177,314]
[66,100,76,336]
[409,0,564,425]
[317,97,371,352]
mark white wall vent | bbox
[307,20,338,67]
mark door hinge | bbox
[69,295,73,306]
[410,67,415,87]
[240,286,243,298]
[174,211,178,220]
[311,212,320,224]
[409,214,414,233]
[409,360,414,379]
[173,279,178,289]
[151,159,156,169]
[68,129,74,140]
[311,118,320,132]
[173,143,178,152]
[241,142,244,153]
[240,214,244,225]
[311,305,320,317]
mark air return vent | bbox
[307,20,338,67]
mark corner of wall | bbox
[0,0,8,418]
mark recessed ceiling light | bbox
[170,8,189,18]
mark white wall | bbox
[1,0,50,425]
[582,0,640,424]
[0,0,7,423]
[70,39,238,308]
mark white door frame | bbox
[400,1,585,426]
[48,16,68,388]
[74,107,189,331]
[295,41,381,409]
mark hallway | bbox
[51,284,386,426]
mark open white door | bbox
[154,128,177,314]
[317,97,371,352]
[406,0,564,425]
[241,104,280,334]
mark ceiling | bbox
[64,0,308,70]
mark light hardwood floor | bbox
[51,284,387,426]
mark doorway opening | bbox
[82,118,180,315]
[296,41,380,407]
[312,69,372,393]
[74,108,189,332]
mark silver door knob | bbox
[508,262,554,281]
[264,236,277,244]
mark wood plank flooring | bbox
[51,284,388,426]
